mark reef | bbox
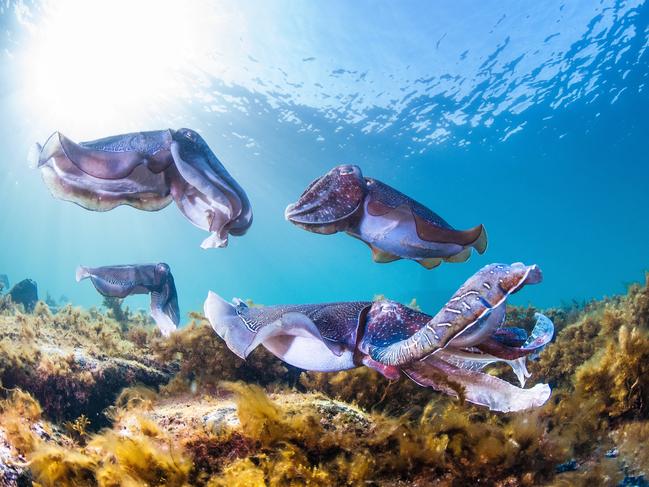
[0,273,648,486]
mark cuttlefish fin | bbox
[413,214,488,253]
[470,224,488,254]
[370,246,401,263]
[418,258,442,269]
[444,247,472,263]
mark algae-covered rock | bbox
[0,275,8,293]
[8,280,38,313]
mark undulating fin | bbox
[418,257,442,269]
[470,224,488,254]
[444,246,472,263]
[371,246,401,263]
[403,355,550,412]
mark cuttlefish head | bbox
[170,128,253,248]
[285,164,367,234]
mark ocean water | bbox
[0,0,647,320]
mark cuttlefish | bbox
[204,262,553,412]
[77,263,179,337]
[35,129,252,249]
[285,164,487,269]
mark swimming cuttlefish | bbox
[77,263,179,337]
[35,129,252,249]
[285,164,487,269]
[205,262,554,412]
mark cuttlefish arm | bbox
[35,129,253,248]
[76,263,179,336]
[360,263,543,366]
[440,313,555,387]
[403,354,551,413]
[169,129,252,248]
[204,292,370,372]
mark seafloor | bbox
[0,274,648,487]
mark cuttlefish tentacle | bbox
[35,129,252,248]
[77,263,179,337]
[439,313,555,387]
[285,164,487,267]
[361,263,542,366]
[403,355,551,413]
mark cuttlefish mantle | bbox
[204,262,554,412]
[285,164,487,269]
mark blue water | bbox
[0,0,647,320]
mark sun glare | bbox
[20,0,215,135]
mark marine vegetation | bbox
[285,164,487,269]
[0,272,647,485]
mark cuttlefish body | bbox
[35,129,252,249]
[77,263,179,337]
[285,165,487,269]
[205,262,553,412]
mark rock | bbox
[555,459,578,473]
[0,429,23,487]
[0,275,8,293]
[204,405,239,433]
[8,280,38,313]
[28,345,174,427]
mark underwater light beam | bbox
[19,0,217,134]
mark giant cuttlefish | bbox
[285,164,487,269]
[77,263,179,337]
[204,262,553,412]
[35,129,252,249]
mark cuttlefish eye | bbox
[154,263,171,278]
[338,165,356,175]
[177,128,198,142]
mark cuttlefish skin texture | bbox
[35,129,252,249]
[204,262,553,412]
[76,263,179,337]
[285,164,487,269]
